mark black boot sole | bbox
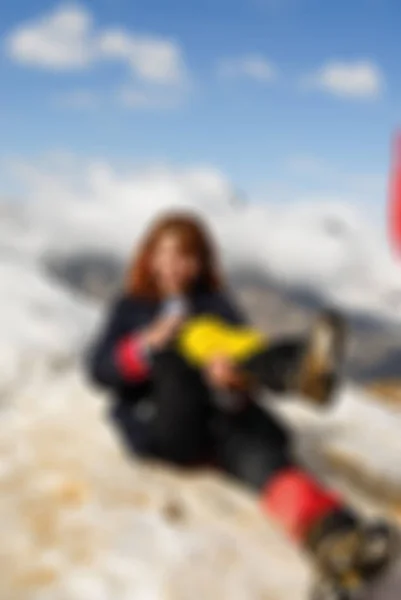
[297,309,347,407]
[310,521,400,600]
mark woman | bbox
[87,211,394,599]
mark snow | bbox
[1,365,401,599]
[0,367,310,600]
[8,155,401,323]
[2,161,401,599]
[0,207,99,397]
[272,386,401,499]
[3,158,401,393]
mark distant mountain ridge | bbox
[43,249,401,384]
[1,195,401,385]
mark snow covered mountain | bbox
[2,164,401,600]
[0,202,99,398]
[7,155,401,324]
[2,161,401,389]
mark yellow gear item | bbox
[178,315,267,367]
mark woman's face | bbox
[150,232,202,296]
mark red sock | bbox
[261,468,343,543]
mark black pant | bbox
[112,341,303,491]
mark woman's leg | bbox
[242,340,302,393]
[213,403,395,596]
[148,350,214,466]
[213,403,349,535]
[242,309,347,406]
[212,402,293,489]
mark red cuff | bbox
[261,468,342,543]
[116,336,150,381]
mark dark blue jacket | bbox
[86,290,246,408]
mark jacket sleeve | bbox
[86,296,151,390]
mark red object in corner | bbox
[261,468,342,543]
[116,336,150,381]
[389,132,401,256]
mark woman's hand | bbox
[205,355,250,391]
[140,313,185,352]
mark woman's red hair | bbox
[126,211,223,299]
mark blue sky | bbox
[0,0,400,210]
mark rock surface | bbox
[0,367,310,600]
[2,360,401,600]
[2,216,401,599]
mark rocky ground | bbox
[0,365,311,600]
[2,250,401,600]
[2,351,401,600]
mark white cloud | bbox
[6,5,95,70]
[285,155,387,211]
[5,3,189,85]
[304,60,384,99]
[4,153,401,324]
[217,54,276,82]
[98,29,186,85]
